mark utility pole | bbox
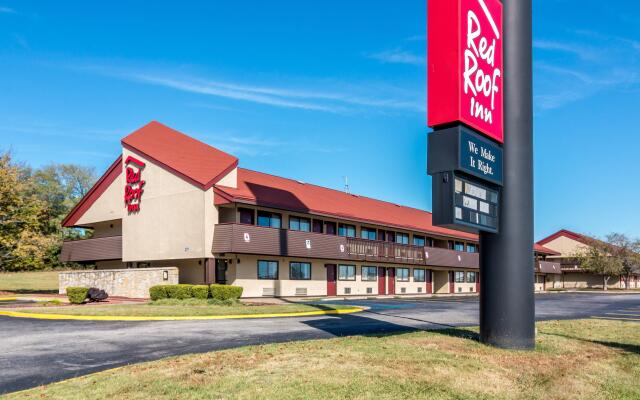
[479,0,535,349]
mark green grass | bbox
[7,301,353,317]
[0,271,60,293]
[7,319,640,399]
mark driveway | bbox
[1,292,639,394]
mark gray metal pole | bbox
[479,0,535,349]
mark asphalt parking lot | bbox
[1,292,639,394]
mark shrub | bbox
[191,285,210,299]
[149,285,170,301]
[66,287,89,304]
[210,284,243,301]
[165,284,193,300]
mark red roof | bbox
[216,168,478,241]
[537,229,589,246]
[534,243,560,255]
[121,121,238,189]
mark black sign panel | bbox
[427,125,503,186]
[432,171,499,233]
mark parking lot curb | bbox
[0,306,364,321]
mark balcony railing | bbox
[212,223,478,269]
[535,260,562,274]
[59,235,122,262]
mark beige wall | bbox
[121,148,218,262]
[76,172,123,225]
[216,167,237,188]
[221,254,464,298]
[92,220,122,238]
[227,254,327,297]
[545,274,562,289]
[59,267,178,298]
[543,236,588,258]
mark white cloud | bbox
[367,48,425,66]
[533,39,600,61]
[68,63,424,114]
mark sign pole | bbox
[479,0,534,349]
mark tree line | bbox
[0,152,96,271]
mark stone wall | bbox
[59,267,179,299]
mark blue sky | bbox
[1,1,639,240]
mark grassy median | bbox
[3,300,354,317]
[0,271,60,293]
[8,319,640,399]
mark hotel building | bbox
[60,121,565,298]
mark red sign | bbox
[124,155,145,213]
[428,0,503,143]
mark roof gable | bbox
[121,121,238,189]
[62,156,122,227]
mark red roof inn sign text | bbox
[428,0,503,143]
[124,156,145,213]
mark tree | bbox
[0,153,97,271]
[0,152,55,271]
[574,233,640,290]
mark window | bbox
[338,224,356,237]
[466,244,477,253]
[361,227,377,240]
[386,231,395,242]
[466,271,477,283]
[413,235,426,246]
[396,268,409,282]
[454,241,465,252]
[413,268,426,282]
[290,262,311,280]
[455,271,465,283]
[258,260,278,280]
[361,266,378,281]
[312,219,323,233]
[239,208,254,225]
[378,230,386,241]
[338,265,356,281]
[324,221,337,235]
[289,216,311,232]
[396,233,409,245]
[257,211,281,228]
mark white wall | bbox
[76,172,123,225]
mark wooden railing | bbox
[59,235,122,262]
[212,223,479,269]
[346,238,426,264]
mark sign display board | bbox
[428,125,503,186]
[427,0,503,143]
[432,171,499,233]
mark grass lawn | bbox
[0,271,60,293]
[5,300,354,316]
[8,319,640,399]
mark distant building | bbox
[537,229,640,289]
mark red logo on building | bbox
[124,156,145,213]
[427,0,503,143]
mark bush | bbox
[66,287,89,304]
[165,284,193,300]
[191,285,210,299]
[210,284,243,301]
[149,285,170,301]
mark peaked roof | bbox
[121,121,238,189]
[216,168,478,241]
[537,229,590,246]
